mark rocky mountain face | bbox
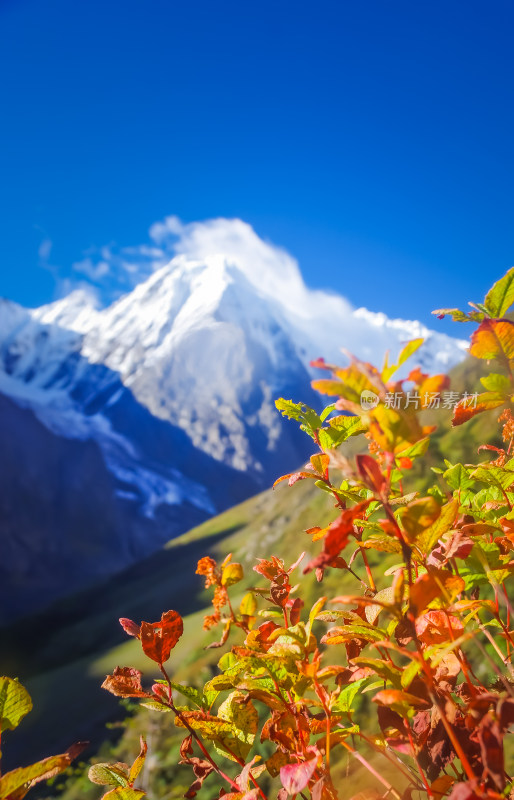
[0,222,467,619]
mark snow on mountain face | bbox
[0,219,467,515]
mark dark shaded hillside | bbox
[0,391,172,623]
[0,387,259,623]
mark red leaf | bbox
[288,597,304,626]
[119,618,141,638]
[140,610,184,665]
[477,714,504,790]
[280,756,318,794]
[356,454,386,493]
[304,500,371,573]
[273,471,313,488]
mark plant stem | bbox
[339,740,402,800]
[159,665,242,794]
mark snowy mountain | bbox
[0,219,467,618]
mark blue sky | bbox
[0,0,512,329]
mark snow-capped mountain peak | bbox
[2,225,468,477]
[0,218,470,619]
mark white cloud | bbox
[38,238,52,261]
[73,257,111,281]
[54,214,353,321]
[149,215,184,243]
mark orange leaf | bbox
[372,689,429,711]
[140,610,184,665]
[416,610,464,645]
[101,667,150,698]
[310,453,329,476]
[418,374,451,407]
[452,391,506,426]
[409,569,464,615]
[469,319,514,360]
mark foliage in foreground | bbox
[5,268,514,800]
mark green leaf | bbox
[382,338,424,382]
[88,764,129,787]
[217,691,258,762]
[218,652,238,671]
[431,308,477,322]
[140,699,173,713]
[351,658,401,689]
[203,675,235,694]
[396,437,430,460]
[471,464,514,491]
[400,660,422,690]
[322,625,386,645]
[0,677,32,733]
[480,373,511,392]
[169,682,206,709]
[275,399,321,437]
[397,338,424,367]
[443,463,475,491]
[333,678,368,712]
[320,403,336,422]
[329,415,367,436]
[318,428,345,450]
[485,267,514,318]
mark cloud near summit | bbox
[67,215,318,311]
